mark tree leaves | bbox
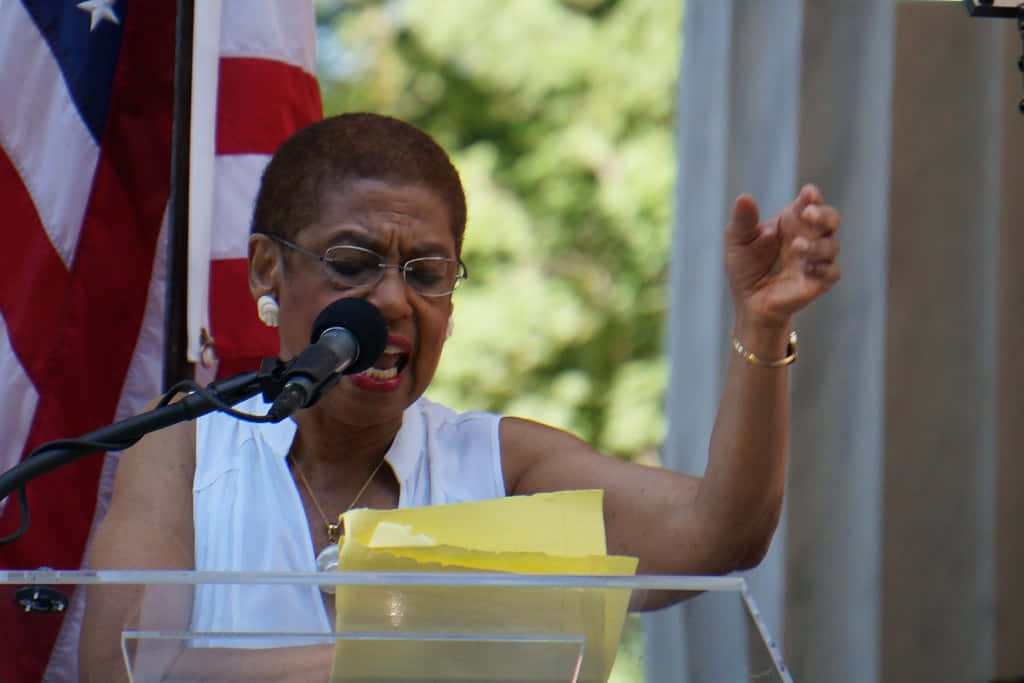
[316,0,680,459]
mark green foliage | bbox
[316,0,679,460]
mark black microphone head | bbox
[310,298,387,375]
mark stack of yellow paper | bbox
[329,489,638,683]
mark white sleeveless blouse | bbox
[190,394,505,643]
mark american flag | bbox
[0,1,320,679]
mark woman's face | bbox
[274,178,456,428]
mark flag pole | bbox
[165,0,195,389]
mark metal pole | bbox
[165,0,195,389]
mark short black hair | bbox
[251,113,467,254]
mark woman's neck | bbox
[287,407,402,488]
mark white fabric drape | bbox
[649,1,1024,681]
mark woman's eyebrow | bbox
[325,229,453,258]
[404,240,454,258]
[322,225,380,249]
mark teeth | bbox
[361,366,398,380]
[383,344,406,354]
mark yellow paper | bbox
[329,490,638,683]
[344,489,609,556]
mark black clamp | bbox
[258,355,289,404]
[13,567,69,613]
[14,584,68,613]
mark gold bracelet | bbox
[732,330,798,367]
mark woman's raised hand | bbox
[724,183,841,329]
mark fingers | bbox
[730,184,840,321]
[726,194,763,245]
[804,260,841,283]
[795,189,840,281]
[801,234,839,263]
[793,183,824,214]
[781,185,837,240]
[792,226,840,282]
[800,202,840,236]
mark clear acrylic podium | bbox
[2,569,791,682]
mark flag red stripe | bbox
[0,151,67,383]
[210,55,320,379]
[217,57,321,155]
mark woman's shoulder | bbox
[402,396,505,500]
[120,394,199,487]
[413,394,501,427]
[412,395,504,450]
[89,399,198,572]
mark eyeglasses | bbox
[261,233,467,297]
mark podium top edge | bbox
[1,569,746,591]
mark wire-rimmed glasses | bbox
[260,233,467,297]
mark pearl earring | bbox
[257,295,280,328]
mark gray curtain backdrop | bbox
[647,1,1024,681]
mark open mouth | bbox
[357,343,409,381]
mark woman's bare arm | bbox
[79,417,196,682]
[502,187,840,611]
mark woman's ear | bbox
[445,303,455,340]
[248,233,281,300]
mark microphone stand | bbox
[0,357,287,513]
[1,358,290,612]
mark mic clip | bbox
[259,357,317,423]
[258,356,290,406]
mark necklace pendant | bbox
[316,539,341,594]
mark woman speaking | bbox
[80,112,840,680]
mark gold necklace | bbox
[287,451,388,584]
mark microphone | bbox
[267,298,387,421]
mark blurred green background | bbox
[314,1,682,678]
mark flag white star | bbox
[76,0,120,32]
